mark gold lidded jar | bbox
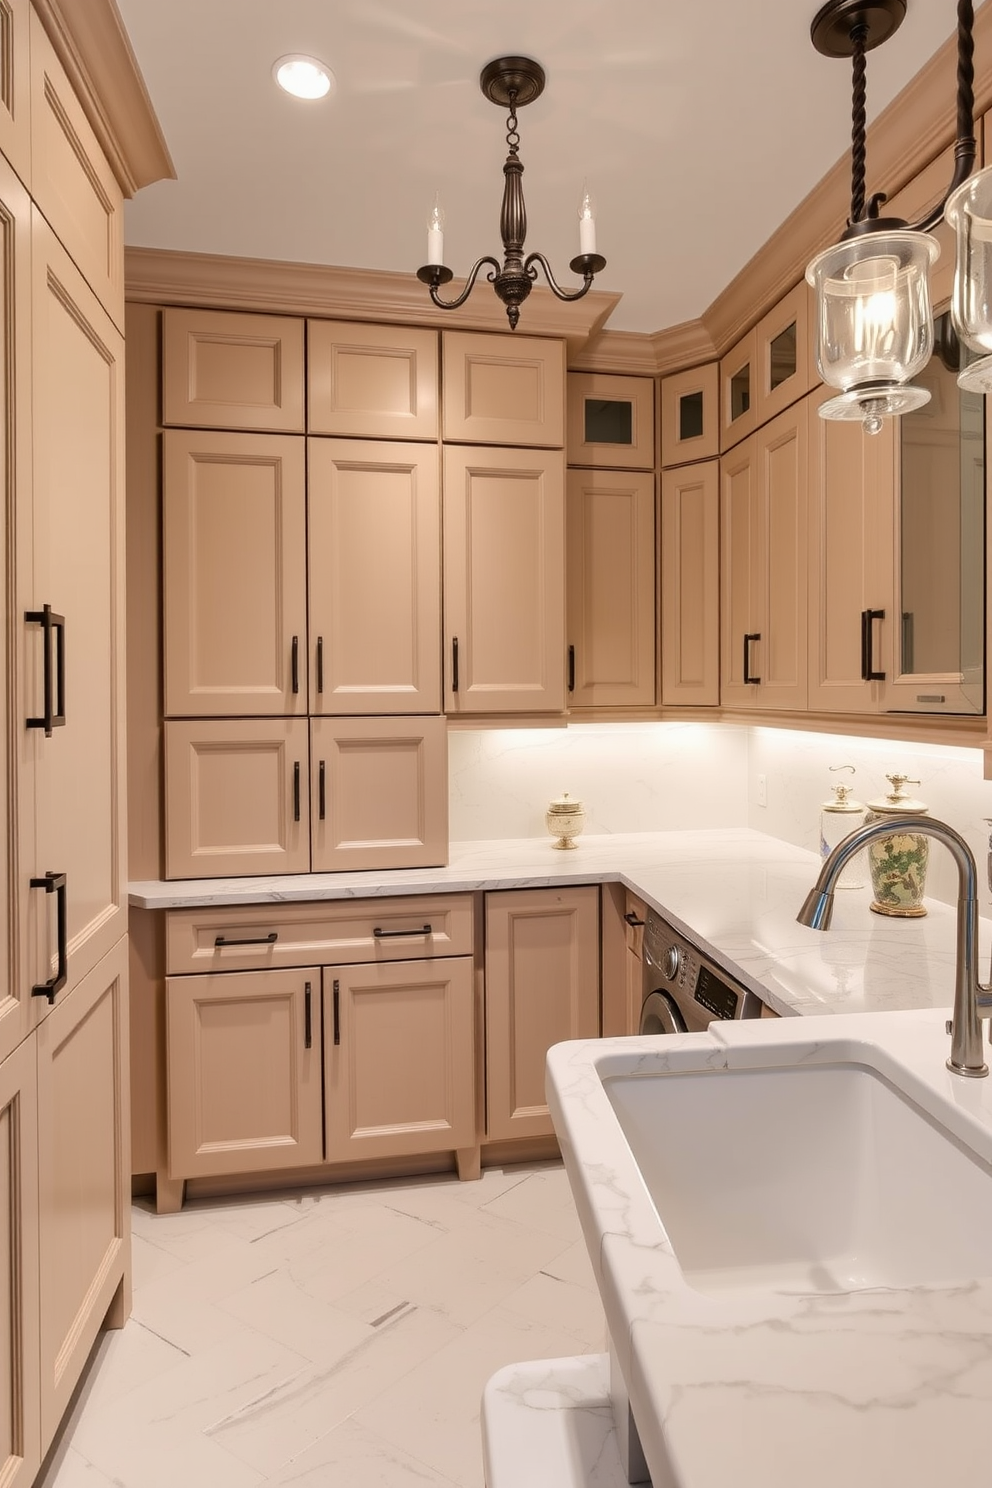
[864,773,929,917]
[546,792,585,850]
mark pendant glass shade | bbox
[946,164,992,392]
[806,229,939,431]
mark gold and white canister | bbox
[546,792,585,850]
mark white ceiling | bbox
[116,0,962,334]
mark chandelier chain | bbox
[957,0,975,153]
[850,21,868,223]
[506,92,520,153]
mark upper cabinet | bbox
[308,320,438,440]
[162,308,306,432]
[720,283,813,452]
[661,363,719,466]
[566,372,655,469]
[442,330,565,447]
[719,327,757,451]
[0,0,30,188]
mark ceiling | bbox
[115,0,963,335]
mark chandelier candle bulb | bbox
[427,200,445,266]
[578,191,596,256]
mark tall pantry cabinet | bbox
[0,2,170,1479]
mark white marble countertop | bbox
[129,828,984,1019]
[547,1010,992,1488]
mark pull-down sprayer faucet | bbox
[796,814,992,1077]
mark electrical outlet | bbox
[755,773,767,808]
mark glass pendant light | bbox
[946,164,992,392]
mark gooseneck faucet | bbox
[796,814,992,1078]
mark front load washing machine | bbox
[639,907,764,1034]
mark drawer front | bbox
[165,893,474,974]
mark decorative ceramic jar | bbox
[819,765,866,889]
[546,792,585,850]
[864,774,930,918]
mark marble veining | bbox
[481,1354,630,1488]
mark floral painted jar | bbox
[864,774,929,918]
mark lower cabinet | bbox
[0,1035,41,1488]
[485,886,600,1142]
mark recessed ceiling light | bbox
[273,55,334,101]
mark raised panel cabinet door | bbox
[164,718,311,880]
[308,439,441,714]
[485,886,600,1142]
[660,461,720,707]
[754,281,811,427]
[166,968,324,1180]
[37,937,130,1444]
[719,434,759,705]
[566,468,656,709]
[660,363,719,466]
[0,1035,41,1488]
[27,214,126,1003]
[807,386,895,713]
[162,430,308,716]
[162,308,306,432]
[0,0,30,188]
[29,12,124,326]
[755,400,809,711]
[566,372,655,470]
[443,445,566,714]
[324,956,475,1164]
[442,330,565,447]
[310,715,448,872]
[307,320,439,439]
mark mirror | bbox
[896,308,985,714]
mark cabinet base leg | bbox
[104,1273,129,1332]
[456,1145,481,1181]
[155,1173,185,1214]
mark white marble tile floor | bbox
[37,1162,605,1488]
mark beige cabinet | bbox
[720,327,758,451]
[308,438,441,714]
[566,372,655,469]
[324,956,475,1163]
[0,0,30,189]
[566,468,656,709]
[807,386,896,713]
[162,430,308,717]
[661,363,719,466]
[485,887,600,1142]
[720,402,808,710]
[37,938,130,1442]
[753,282,812,426]
[0,1034,41,1488]
[660,461,720,707]
[308,320,438,440]
[166,967,324,1180]
[162,307,306,432]
[443,445,565,714]
[164,718,311,879]
[442,330,565,447]
[310,716,448,872]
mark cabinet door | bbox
[661,461,720,706]
[566,372,655,469]
[0,0,30,188]
[753,282,812,426]
[719,328,757,451]
[324,956,475,1163]
[444,445,565,714]
[37,938,129,1443]
[808,386,895,713]
[162,308,305,432]
[719,434,759,705]
[163,430,308,716]
[754,400,808,710]
[166,968,323,1179]
[660,363,719,466]
[0,1035,41,1488]
[442,330,565,447]
[308,439,441,714]
[485,887,600,1142]
[164,718,311,879]
[310,716,448,872]
[26,215,126,1002]
[566,468,655,708]
[308,321,438,439]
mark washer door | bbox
[639,990,688,1036]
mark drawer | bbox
[165,894,474,974]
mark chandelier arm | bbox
[849,21,869,223]
[910,0,975,234]
[524,252,594,303]
[426,257,503,312]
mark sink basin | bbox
[604,1061,992,1296]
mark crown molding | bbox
[33,0,174,196]
[123,246,623,351]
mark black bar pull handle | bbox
[332,978,340,1046]
[214,931,278,948]
[25,605,66,736]
[293,761,301,822]
[291,635,299,695]
[860,608,870,682]
[304,981,312,1050]
[316,636,324,694]
[318,759,326,820]
[624,911,645,927]
[451,636,459,693]
[30,871,67,1003]
[568,644,575,693]
[373,924,432,939]
[863,608,885,682]
[743,633,761,686]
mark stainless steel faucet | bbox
[796,814,992,1078]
